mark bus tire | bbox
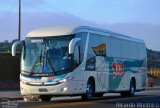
[81,79,94,101]
[40,95,52,101]
[127,78,136,97]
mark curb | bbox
[0,97,23,101]
[0,90,23,101]
[145,86,160,91]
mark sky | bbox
[0,0,160,51]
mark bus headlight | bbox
[57,75,75,83]
[58,79,67,83]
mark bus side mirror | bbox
[69,38,81,54]
[12,41,23,56]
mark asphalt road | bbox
[1,90,160,108]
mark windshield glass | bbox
[21,36,73,75]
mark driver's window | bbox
[74,46,80,64]
[72,46,80,69]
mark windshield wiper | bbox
[30,49,56,75]
[31,49,43,73]
[45,48,56,75]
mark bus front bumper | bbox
[20,81,78,96]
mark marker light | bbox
[57,76,75,83]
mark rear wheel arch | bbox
[131,77,136,90]
[120,77,136,97]
[129,77,136,97]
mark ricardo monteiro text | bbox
[116,102,160,108]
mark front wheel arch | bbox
[81,76,95,101]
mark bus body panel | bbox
[19,25,147,97]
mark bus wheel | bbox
[128,79,136,97]
[81,80,94,101]
[40,95,52,101]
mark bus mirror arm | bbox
[12,41,23,56]
[69,38,81,54]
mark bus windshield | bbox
[21,36,73,76]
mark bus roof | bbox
[27,25,144,44]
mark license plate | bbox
[39,88,48,92]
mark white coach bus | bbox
[12,25,147,101]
